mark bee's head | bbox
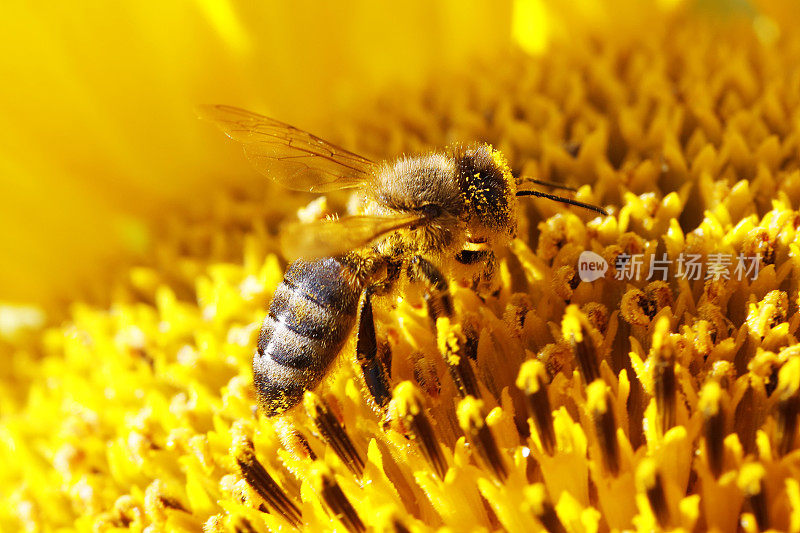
[451,143,518,243]
[372,145,517,254]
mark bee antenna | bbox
[519,176,578,192]
[516,190,608,216]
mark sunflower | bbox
[2,1,800,531]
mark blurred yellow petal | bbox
[0,0,515,306]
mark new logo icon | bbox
[578,251,608,282]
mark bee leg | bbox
[370,258,402,296]
[356,288,392,409]
[408,256,453,321]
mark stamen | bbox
[525,484,567,533]
[733,382,758,455]
[204,514,224,532]
[412,351,441,398]
[229,479,252,506]
[775,358,800,456]
[699,381,726,478]
[587,380,620,476]
[230,516,259,533]
[232,431,302,527]
[652,318,676,434]
[437,318,480,398]
[563,307,600,385]
[218,474,242,503]
[274,418,317,460]
[572,331,600,384]
[389,381,448,478]
[109,496,142,530]
[636,459,670,529]
[738,463,769,532]
[391,517,412,533]
[516,361,556,455]
[144,480,188,525]
[304,392,365,478]
[311,463,365,533]
[457,397,508,482]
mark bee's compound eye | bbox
[419,204,441,219]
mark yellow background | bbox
[0,0,517,306]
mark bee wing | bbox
[280,213,424,260]
[198,105,378,192]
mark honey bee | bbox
[199,105,606,416]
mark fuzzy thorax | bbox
[364,143,517,258]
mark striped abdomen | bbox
[254,258,361,416]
